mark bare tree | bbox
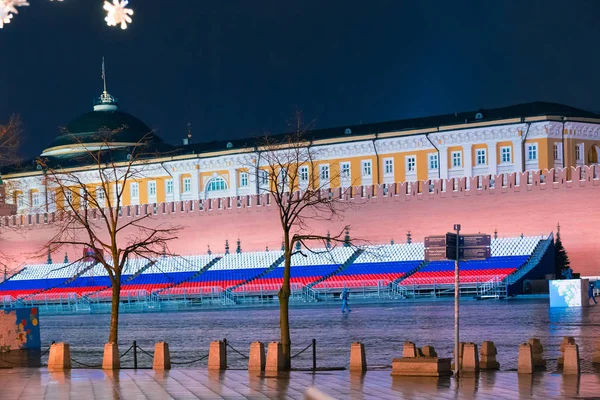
[37,130,181,344]
[0,115,22,168]
[252,116,358,370]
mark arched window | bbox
[206,177,228,192]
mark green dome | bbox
[41,92,162,157]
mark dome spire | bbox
[94,57,118,112]
[102,56,107,94]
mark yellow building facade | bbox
[4,96,600,215]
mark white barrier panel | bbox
[549,279,589,308]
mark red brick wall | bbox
[2,166,598,276]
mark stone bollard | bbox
[102,342,120,370]
[265,341,283,372]
[402,342,418,358]
[479,341,499,370]
[558,337,575,366]
[248,341,265,372]
[518,343,533,374]
[451,342,465,371]
[593,339,600,364]
[208,340,227,370]
[528,338,546,368]
[48,342,71,371]
[563,344,580,375]
[461,343,479,373]
[420,345,437,358]
[349,342,367,372]
[153,342,171,370]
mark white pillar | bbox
[173,172,181,202]
[439,147,449,180]
[191,169,200,200]
[488,142,497,175]
[463,144,473,178]
[513,139,523,173]
[229,168,238,197]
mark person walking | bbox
[341,288,351,313]
[590,282,597,305]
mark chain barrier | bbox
[71,342,135,368]
[226,342,249,359]
[136,346,154,358]
[170,354,208,365]
[71,358,103,368]
[137,345,208,365]
[291,343,312,359]
[119,344,134,359]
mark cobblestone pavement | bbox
[1,368,600,399]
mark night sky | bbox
[1,0,599,159]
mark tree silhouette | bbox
[554,224,570,278]
[250,115,359,370]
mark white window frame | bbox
[130,182,139,198]
[361,160,372,177]
[553,143,562,161]
[148,181,157,197]
[96,186,106,207]
[183,177,192,193]
[476,148,487,166]
[207,177,228,192]
[65,190,73,206]
[383,158,394,175]
[500,146,512,163]
[428,153,439,170]
[405,155,416,173]
[259,170,269,186]
[451,151,462,168]
[576,143,584,162]
[32,192,40,207]
[527,143,538,161]
[240,172,249,187]
[299,166,309,183]
[340,162,351,179]
[166,179,173,195]
[319,164,330,181]
[17,194,24,208]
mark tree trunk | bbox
[108,276,121,344]
[278,232,292,370]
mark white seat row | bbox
[355,243,425,263]
[210,251,284,271]
[144,254,218,274]
[290,247,355,267]
[490,237,541,257]
[11,262,91,281]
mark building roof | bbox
[179,101,600,155]
[3,101,599,177]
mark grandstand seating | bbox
[0,236,545,302]
[237,247,356,291]
[313,243,424,288]
[400,236,540,286]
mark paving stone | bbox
[0,368,598,399]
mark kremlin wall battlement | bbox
[0,165,598,276]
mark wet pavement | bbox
[1,367,600,399]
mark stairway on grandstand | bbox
[0,235,554,305]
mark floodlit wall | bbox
[1,166,599,275]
